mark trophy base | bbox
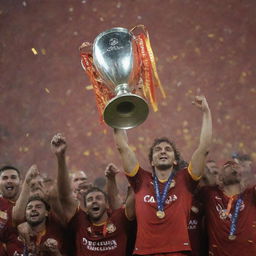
[103,94,149,129]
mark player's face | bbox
[151,142,175,170]
[0,169,20,200]
[29,176,45,198]
[85,191,107,222]
[222,163,242,185]
[72,171,87,190]
[26,200,47,226]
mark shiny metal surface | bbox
[93,27,149,129]
[93,27,137,90]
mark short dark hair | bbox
[0,165,21,178]
[148,137,181,171]
[83,187,108,207]
[27,195,51,211]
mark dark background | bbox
[0,0,255,193]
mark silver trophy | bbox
[93,27,149,129]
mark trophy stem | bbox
[115,83,130,95]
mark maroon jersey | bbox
[126,166,198,255]
[200,185,256,256]
[187,198,206,256]
[0,197,14,239]
[0,243,7,256]
[6,215,67,256]
[0,197,14,256]
[69,208,130,256]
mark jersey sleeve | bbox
[125,166,150,193]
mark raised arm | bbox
[51,133,78,222]
[124,185,135,220]
[190,96,212,178]
[105,163,123,210]
[113,128,138,174]
[12,165,39,226]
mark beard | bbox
[27,217,45,227]
[88,209,106,222]
[157,163,173,170]
[223,176,241,186]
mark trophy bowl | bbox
[93,27,149,129]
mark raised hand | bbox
[192,95,210,112]
[105,163,119,179]
[42,238,60,254]
[17,222,35,250]
[25,165,39,185]
[51,133,67,157]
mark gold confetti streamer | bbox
[31,48,38,55]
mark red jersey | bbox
[69,207,130,256]
[200,185,256,256]
[0,243,7,256]
[187,198,207,256]
[0,197,14,256]
[6,215,67,256]
[127,166,198,255]
[0,197,14,240]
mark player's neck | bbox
[31,220,46,234]
[91,211,108,225]
[223,183,241,197]
[155,167,174,181]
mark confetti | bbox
[83,150,90,156]
[45,88,50,94]
[31,48,38,55]
[194,48,201,55]
[208,34,215,38]
[86,85,93,90]
[41,48,46,55]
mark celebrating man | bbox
[113,96,212,255]
[51,133,135,256]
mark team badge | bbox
[106,223,116,233]
[219,209,228,220]
[0,211,8,220]
[87,226,92,234]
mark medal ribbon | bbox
[23,244,29,256]
[153,172,175,212]
[229,195,242,237]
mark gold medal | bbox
[156,210,165,219]
[228,235,236,240]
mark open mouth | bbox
[159,156,168,160]
[92,205,100,213]
[5,185,14,191]
[30,212,39,218]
